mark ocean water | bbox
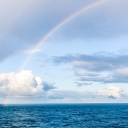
[0,104,128,128]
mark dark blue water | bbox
[0,104,128,127]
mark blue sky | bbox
[0,0,128,104]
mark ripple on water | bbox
[0,104,128,127]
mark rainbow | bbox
[3,0,109,106]
[19,0,109,71]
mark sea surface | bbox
[0,104,128,127]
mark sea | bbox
[0,103,128,128]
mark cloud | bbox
[43,0,128,41]
[74,70,99,76]
[114,68,128,78]
[47,85,124,102]
[77,76,118,84]
[53,54,128,71]
[108,95,117,99]
[47,90,93,100]
[96,85,122,99]
[75,82,92,87]
[0,70,55,97]
[43,82,56,91]
[52,53,128,83]
[0,71,125,102]
[1,0,128,62]
[77,68,128,84]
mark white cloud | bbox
[0,70,55,97]
[96,85,122,99]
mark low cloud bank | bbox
[96,85,122,99]
[0,70,124,102]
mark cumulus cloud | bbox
[96,85,122,99]
[0,70,55,97]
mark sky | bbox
[0,0,128,104]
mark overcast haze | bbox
[0,0,128,104]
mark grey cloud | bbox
[74,70,100,76]
[48,96,64,100]
[43,82,56,91]
[0,37,25,62]
[47,0,128,41]
[53,54,128,71]
[1,0,128,62]
[77,76,125,84]
[0,0,93,61]
[108,95,117,99]
[0,0,96,43]
[75,82,92,87]
[52,53,128,83]
[47,85,123,102]
[77,76,113,83]
[47,90,94,100]
[77,68,128,83]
